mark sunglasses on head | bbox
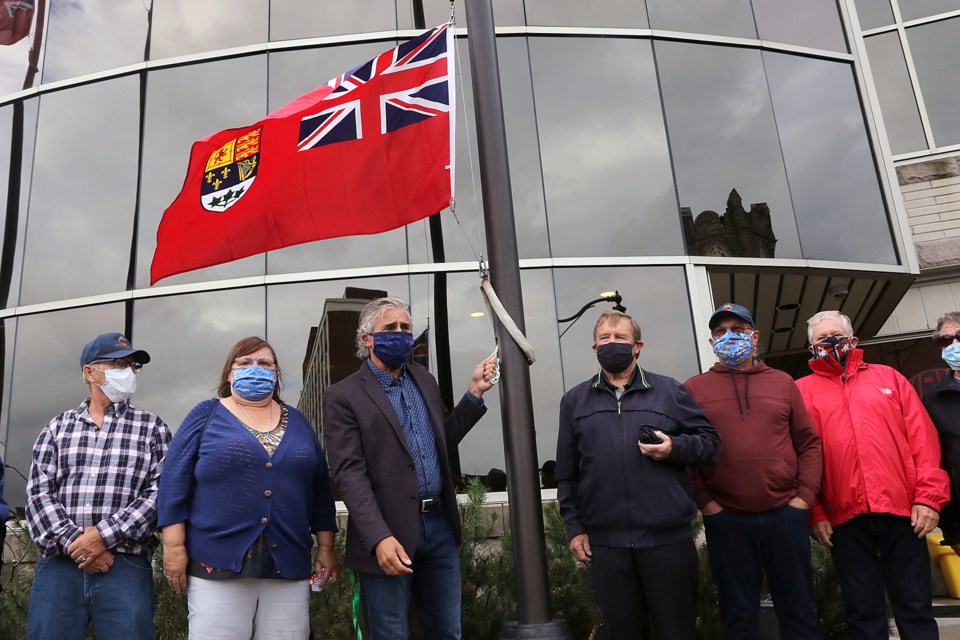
[936,333,960,349]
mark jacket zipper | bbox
[840,364,870,513]
[600,383,640,547]
[619,395,633,546]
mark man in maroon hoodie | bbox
[686,303,822,640]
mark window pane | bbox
[907,17,960,148]
[270,0,397,41]
[0,98,38,308]
[647,0,756,38]
[403,0,526,29]
[0,104,9,203]
[523,0,648,28]
[41,3,147,82]
[423,270,564,476]
[6,304,124,509]
[853,0,895,30]
[900,1,960,22]
[863,32,927,154]
[132,289,266,432]
[0,318,16,506]
[753,0,848,52]
[555,267,700,387]
[0,105,13,303]
[530,37,682,257]
[763,52,896,264]
[407,37,550,264]
[150,0,268,60]
[266,276,410,407]
[656,42,801,259]
[20,78,140,305]
[138,57,269,288]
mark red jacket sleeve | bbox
[897,372,950,511]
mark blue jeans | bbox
[704,504,819,640]
[27,553,155,640]
[359,511,461,640]
[830,513,938,640]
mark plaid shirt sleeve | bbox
[25,416,83,556]
[95,415,172,549]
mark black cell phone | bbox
[637,425,663,445]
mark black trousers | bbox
[831,513,938,640]
[590,538,698,640]
[0,524,5,593]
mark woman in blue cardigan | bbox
[158,336,338,639]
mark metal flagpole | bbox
[463,1,570,637]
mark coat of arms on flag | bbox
[201,127,261,212]
[151,23,455,285]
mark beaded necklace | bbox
[240,404,288,456]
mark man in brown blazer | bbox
[323,297,496,639]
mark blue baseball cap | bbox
[80,332,151,367]
[708,303,755,330]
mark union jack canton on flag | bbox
[299,26,453,152]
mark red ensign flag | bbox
[151,24,455,285]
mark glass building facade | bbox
[846,1,960,387]
[0,0,922,505]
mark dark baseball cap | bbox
[80,332,151,367]
[708,303,755,330]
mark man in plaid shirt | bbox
[25,332,171,639]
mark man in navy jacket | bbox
[556,310,721,640]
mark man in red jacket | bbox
[797,310,948,640]
[687,303,822,640]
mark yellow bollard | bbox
[928,531,960,599]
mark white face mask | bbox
[98,367,137,404]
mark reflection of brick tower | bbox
[297,287,386,440]
[680,189,777,258]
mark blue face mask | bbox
[373,331,415,370]
[943,343,960,371]
[232,366,276,401]
[711,330,754,367]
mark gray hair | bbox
[934,311,960,339]
[806,310,854,343]
[355,297,410,359]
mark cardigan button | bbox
[271,544,278,551]
[261,517,268,525]
[410,496,417,502]
[265,462,273,470]
[264,490,272,498]
[408,464,414,471]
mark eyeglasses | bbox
[90,359,143,373]
[711,326,753,338]
[936,333,960,349]
[233,356,278,370]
